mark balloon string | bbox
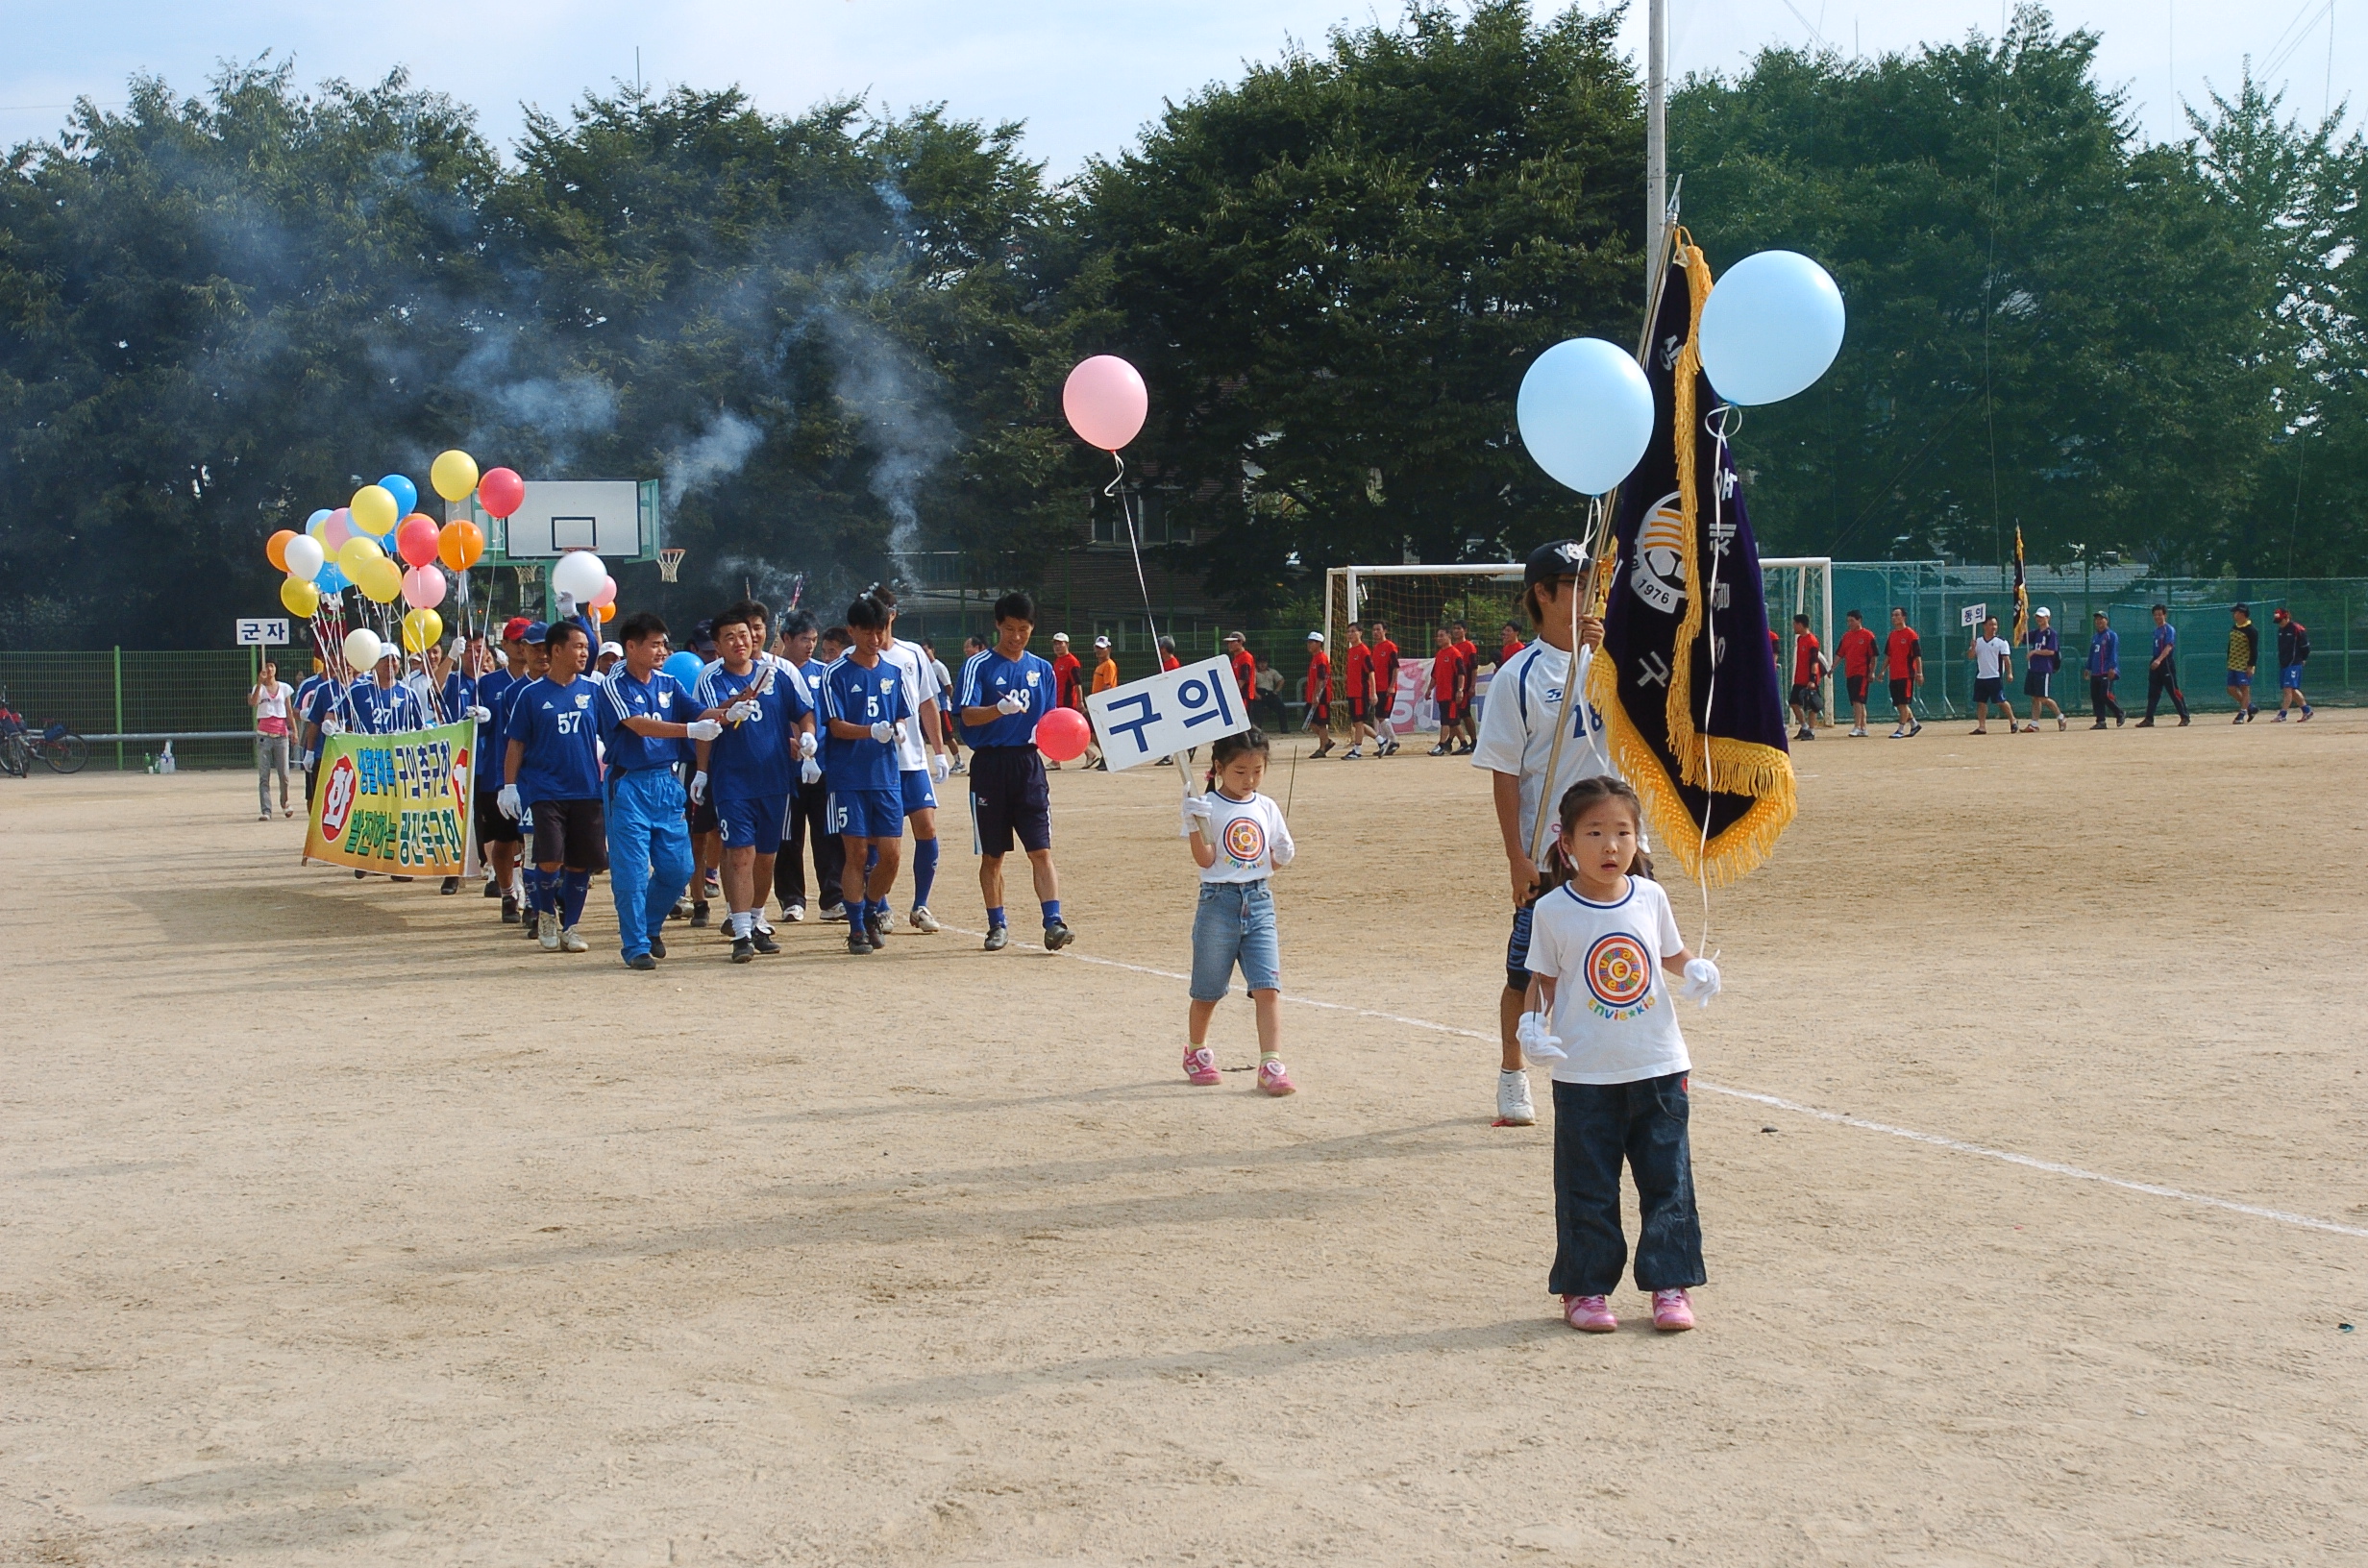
[1105,448,1187,790]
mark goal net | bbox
[1322,565,1528,735]
[1760,557,1834,725]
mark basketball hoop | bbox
[511,564,542,593]
[657,548,686,584]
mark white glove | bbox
[555,591,577,617]
[684,719,723,743]
[467,704,492,723]
[869,721,896,745]
[1677,957,1722,1007]
[930,751,950,782]
[996,691,1026,715]
[1516,1011,1566,1066]
[496,784,522,820]
[301,749,316,769]
[320,717,343,736]
[690,771,708,804]
[1179,793,1215,836]
[800,756,823,786]
[797,729,819,760]
[726,698,759,724]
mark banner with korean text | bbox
[1084,655,1253,772]
[304,720,479,877]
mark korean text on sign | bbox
[1083,654,1253,772]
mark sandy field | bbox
[4,709,2365,1566]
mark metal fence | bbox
[0,649,269,772]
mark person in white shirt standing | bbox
[1469,539,1619,1129]
[869,586,952,933]
[248,661,296,821]
[1966,615,2017,735]
[1179,728,1297,1096]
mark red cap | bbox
[502,616,532,643]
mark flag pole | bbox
[1647,0,1666,294]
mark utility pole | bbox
[1646,0,1667,285]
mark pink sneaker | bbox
[1183,1046,1221,1087]
[1651,1287,1696,1332]
[1563,1294,1616,1333]
[1256,1059,1296,1095]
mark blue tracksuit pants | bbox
[606,768,694,959]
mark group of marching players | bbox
[293,584,1077,968]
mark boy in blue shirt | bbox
[954,591,1073,953]
[502,621,608,953]
[472,625,523,914]
[2086,610,2124,729]
[2138,604,2190,726]
[823,596,913,954]
[601,610,723,969]
[693,606,817,963]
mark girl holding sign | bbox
[1178,729,1297,1096]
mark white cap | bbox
[2035,606,2052,617]
[1307,631,1324,642]
[599,640,623,657]
[1093,635,1111,648]
[1052,631,1070,642]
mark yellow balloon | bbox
[350,483,399,535]
[402,607,445,652]
[358,557,403,603]
[431,449,481,503]
[336,534,385,577]
[280,576,321,618]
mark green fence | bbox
[0,649,270,772]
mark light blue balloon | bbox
[663,650,706,691]
[306,507,333,530]
[314,561,351,593]
[1697,250,1845,406]
[378,473,419,517]
[1517,338,1656,496]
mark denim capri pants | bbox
[1190,878,1281,999]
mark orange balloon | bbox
[597,600,616,623]
[437,520,485,572]
[265,528,298,572]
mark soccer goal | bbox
[1761,556,1834,724]
[1323,564,1528,733]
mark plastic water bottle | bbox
[159,740,177,775]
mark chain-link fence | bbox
[0,649,272,771]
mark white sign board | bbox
[1084,654,1252,772]
[236,618,290,647]
[1961,602,1987,627]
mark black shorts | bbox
[969,746,1051,856]
[529,796,608,871]
[1845,674,1869,704]
[1788,682,1818,711]
[2025,668,2053,698]
[475,787,523,845]
[1974,675,2006,703]
[689,794,720,835]
[1438,701,1464,725]
[1888,678,1912,707]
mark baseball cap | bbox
[1523,538,1589,586]
[1307,631,1324,643]
[1093,635,1111,649]
[599,640,623,657]
[1223,630,1246,644]
[524,621,550,643]
[2034,606,2051,618]
[1052,631,1071,642]
[502,616,532,642]
[689,618,717,654]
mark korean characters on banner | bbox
[1085,655,1253,771]
[305,720,479,877]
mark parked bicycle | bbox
[0,689,90,775]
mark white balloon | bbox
[284,533,325,580]
[1697,250,1846,406]
[1517,338,1656,496]
[342,627,383,671]
[551,551,607,601]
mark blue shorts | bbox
[2280,664,2306,690]
[2227,670,2253,688]
[1506,903,1535,992]
[829,787,903,840]
[717,793,788,849]
[1190,879,1281,999]
[900,770,938,815]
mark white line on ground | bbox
[949,924,2368,1242]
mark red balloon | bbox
[395,514,441,568]
[478,467,526,519]
[1034,707,1092,763]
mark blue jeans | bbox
[606,769,694,959]
[1548,1074,1706,1297]
[1189,879,1281,999]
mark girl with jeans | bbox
[1179,729,1296,1095]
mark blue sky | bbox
[3,1,2355,171]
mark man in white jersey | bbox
[1470,538,1617,1128]
[868,585,952,933]
[1966,614,2017,735]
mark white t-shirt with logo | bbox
[1524,874,1689,1085]
[1470,639,1617,856]
[1182,788,1295,884]
[878,639,943,772]
[1974,636,2012,680]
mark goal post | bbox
[1323,564,1528,734]
[1760,556,1834,724]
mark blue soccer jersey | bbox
[338,679,426,734]
[957,648,1054,747]
[473,667,514,748]
[303,677,351,734]
[600,668,697,775]
[821,654,912,791]
[507,674,605,804]
[694,661,808,800]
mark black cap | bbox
[690,617,718,653]
[1523,538,1590,586]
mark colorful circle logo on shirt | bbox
[318,755,358,842]
[1222,814,1266,865]
[1585,931,1653,1010]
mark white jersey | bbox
[1973,636,2011,679]
[1525,874,1689,1085]
[1470,639,1617,857]
[1183,788,1295,884]
[877,638,942,772]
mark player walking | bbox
[1303,632,1335,758]
[1342,624,1374,759]
[1884,608,1923,738]
[1448,621,1482,752]
[694,606,816,963]
[1368,622,1402,755]
[1427,627,1467,755]
[1967,615,2016,734]
[2138,605,2190,726]
[956,592,1074,953]
[2226,603,2261,722]
[822,596,913,955]
[2272,607,2313,721]
[873,586,952,932]
[501,622,607,953]
[2020,605,2065,730]
[600,612,720,969]
[1788,614,1827,740]
[2086,610,2125,728]
[1836,609,1877,735]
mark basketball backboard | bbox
[473,479,662,563]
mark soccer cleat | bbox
[1651,1287,1697,1332]
[1887,727,1907,740]
[2274,710,2288,722]
[625,952,657,971]
[983,924,1010,951]
[2021,723,2039,732]
[1495,1068,1536,1126]
[844,926,872,956]
[559,925,587,954]
[1849,726,1867,737]
[670,897,691,921]
[355,869,368,880]
[690,900,710,928]
[2178,715,2191,725]
[1184,1046,1221,1086]
[1564,1294,1617,1333]
[1908,720,1923,736]
[647,933,667,959]
[865,914,888,950]
[2136,718,2155,727]
[501,894,520,924]
[733,935,757,963]
[1256,1059,1296,1095]
[2091,720,2108,729]
[1043,919,1075,951]
[909,905,941,934]
[389,876,415,884]
[703,871,722,894]
[782,903,806,923]
[750,925,780,955]
[259,812,272,821]
[820,902,849,922]
[1342,747,1363,759]
[522,905,543,939]
[440,876,460,894]
[2300,706,2314,721]
[2232,711,2246,724]
[538,913,561,951]
[1428,743,1450,756]
[483,878,503,898]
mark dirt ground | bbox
[4,709,2365,1567]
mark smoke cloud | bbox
[665,408,766,504]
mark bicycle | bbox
[0,688,89,775]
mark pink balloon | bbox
[590,575,618,609]
[401,565,447,609]
[1034,707,1092,763]
[395,514,442,568]
[319,507,354,551]
[1062,355,1147,452]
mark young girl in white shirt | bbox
[1519,775,1722,1333]
[1179,729,1296,1095]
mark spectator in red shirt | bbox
[1884,608,1924,738]
[1157,635,1181,674]
[1447,620,1481,752]
[1836,608,1879,736]
[1048,631,1084,769]
[1368,622,1402,755]
[1787,613,1826,742]
[1426,627,1470,755]
[1342,624,1376,759]
[1499,621,1526,665]
[1303,632,1335,757]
